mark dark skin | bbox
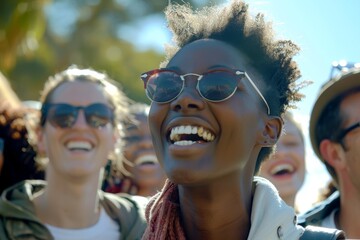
[123,113,166,197]
[148,39,282,239]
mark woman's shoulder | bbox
[100,191,148,239]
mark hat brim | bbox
[310,69,360,161]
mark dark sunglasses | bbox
[336,121,360,141]
[41,103,114,129]
[141,68,270,115]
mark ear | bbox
[319,139,347,170]
[259,116,282,146]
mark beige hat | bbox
[309,66,360,161]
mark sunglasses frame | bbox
[141,68,270,115]
[41,103,114,129]
[336,121,360,142]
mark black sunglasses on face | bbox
[140,68,270,115]
[336,121,360,141]
[41,103,114,129]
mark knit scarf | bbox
[142,179,185,240]
[142,177,304,240]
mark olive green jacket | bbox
[0,180,147,240]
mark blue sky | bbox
[132,0,360,117]
[131,0,360,210]
[247,0,360,210]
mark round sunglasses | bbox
[140,68,270,115]
[41,103,114,129]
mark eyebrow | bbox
[165,64,236,73]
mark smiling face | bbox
[337,91,360,192]
[148,39,277,186]
[123,112,166,194]
[37,81,116,179]
[258,117,305,205]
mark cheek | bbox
[103,128,117,152]
[123,145,136,161]
[148,104,166,142]
[293,147,306,166]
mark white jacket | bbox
[248,177,304,240]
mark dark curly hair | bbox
[0,102,45,194]
[162,1,303,171]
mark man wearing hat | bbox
[299,61,360,239]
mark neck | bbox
[137,187,159,197]
[34,169,102,228]
[178,174,253,240]
[337,182,360,238]
[281,194,296,208]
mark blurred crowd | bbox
[0,0,358,239]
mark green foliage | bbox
[0,0,221,103]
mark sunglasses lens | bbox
[45,103,113,128]
[48,104,76,128]
[146,71,183,103]
[199,71,238,101]
[85,103,113,128]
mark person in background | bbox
[258,112,306,208]
[103,102,166,197]
[0,102,45,194]
[0,66,147,239]
[0,71,21,109]
[140,1,344,239]
[298,61,360,239]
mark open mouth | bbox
[270,163,295,176]
[169,125,215,146]
[134,155,158,166]
[66,141,93,151]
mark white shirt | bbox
[46,208,120,240]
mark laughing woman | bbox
[0,67,146,239]
[258,112,306,208]
[140,1,344,240]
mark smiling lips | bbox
[270,163,295,176]
[66,141,92,151]
[134,155,158,166]
[169,125,215,146]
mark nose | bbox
[170,77,205,112]
[138,136,154,149]
[72,110,88,128]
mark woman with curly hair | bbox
[0,66,147,239]
[140,1,344,239]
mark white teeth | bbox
[169,125,215,144]
[191,127,197,134]
[184,126,192,134]
[134,155,158,166]
[270,164,294,175]
[66,141,92,151]
[174,140,196,146]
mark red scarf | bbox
[142,179,186,240]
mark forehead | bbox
[50,81,109,104]
[168,39,249,72]
[340,91,360,124]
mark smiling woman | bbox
[0,66,147,239]
[140,1,344,240]
[258,112,306,209]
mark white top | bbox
[321,208,337,229]
[248,177,304,240]
[46,208,120,240]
